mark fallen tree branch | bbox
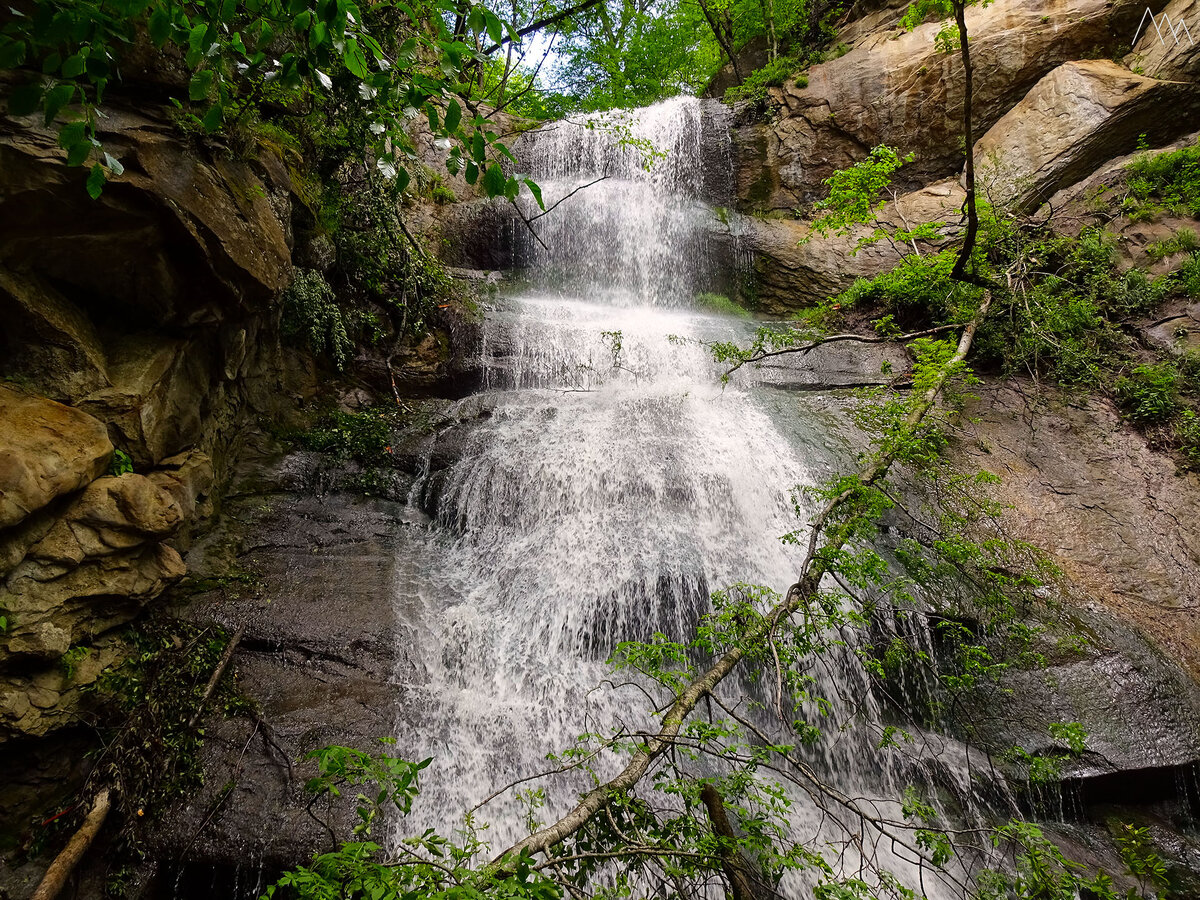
[30,788,112,900]
[188,621,247,730]
[721,323,962,378]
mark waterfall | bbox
[391,97,982,895]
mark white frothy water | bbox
[391,98,980,895]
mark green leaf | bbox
[464,161,478,185]
[484,11,503,46]
[7,81,41,117]
[344,36,369,78]
[189,70,214,101]
[42,83,74,125]
[148,7,172,46]
[482,162,504,197]
[201,102,224,132]
[425,103,438,131]
[103,152,125,177]
[466,8,484,33]
[394,167,410,193]
[61,52,86,78]
[470,131,485,163]
[526,178,544,210]
[57,120,87,150]
[443,99,461,133]
[85,163,105,199]
[0,38,28,69]
[66,139,91,167]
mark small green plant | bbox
[1146,227,1198,261]
[1177,410,1200,468]
[60,645,91,680]
[1177,253,1200,298]
[108,449,134,476]
[1115,363,1180,424]
[725,53,809,103]
[296,408,400,463]
[431,184,458,204]
[695,292,751,318]
[1126,138,1200,219]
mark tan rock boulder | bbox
[742,179,966,313]
[739,0,1167,212]
[974,60,1200,212]
[0,386,113,529]
[1125,0,1200,81]
[1,543,185,663]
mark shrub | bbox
[282,269,353,370]
[1178,253,1200,298]
[296,409,398,463]
[1126,139,1200,218]
[725,55,808,104]
[1115,363,1180,424]
[1178,411,1200,468]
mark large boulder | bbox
[974,60,1200,211]
[740,179,966,312]
[0,105,292,328]
[737,0,1167,212]
[0,386,112,530]
[1125,0,1200,81]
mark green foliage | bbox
[1177,410,1200,468]
[724,55,808,104]
[294,408,401,464]
[1147,227,1198,261]
[107,448,134,477]
[1177,252,1200,298]
[67,618,251,895]
[695,292,752,318]
[268,744,561,900]
[59,645,90,680]
[1126,138,1200,219]
[808,145,915,239]
[1115,363,1181,424]
[0,0,543,205]
[283,270,352,371]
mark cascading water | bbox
[391,97,990,895]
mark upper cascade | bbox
[512,96,735,306]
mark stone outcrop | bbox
[0,94,295,750]
[974,60,1200,211]
[0,387,112,530]
[0,448,212,738]
[739,178,966,311]
[957,384,1200,684]
[1125,0,1200,81]
[735,0,1165,213]
[0,102,294,470]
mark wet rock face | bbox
[136,479,428,894]
[956,383,1200,684]
[0,94,295,751]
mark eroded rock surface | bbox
[0,387,112,530]
[975,60,1200,211]
[736,0,1161,213]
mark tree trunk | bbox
[951,0,978,280]
[30,788,113,900]
[700,783,768,900]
